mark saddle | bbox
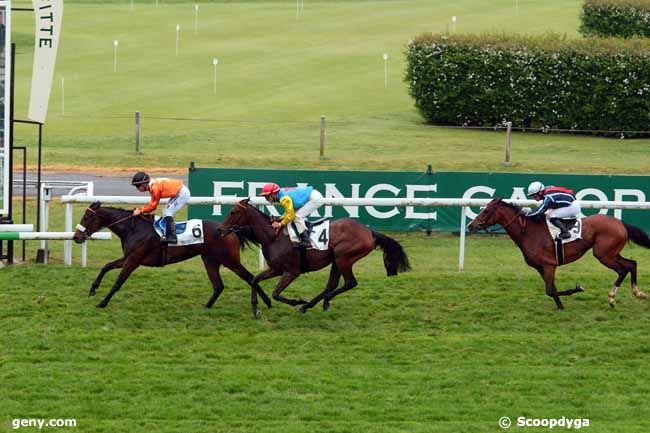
[153,217,204,246]
[546,218,582,265]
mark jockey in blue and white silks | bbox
[261,183,324,247]
[526,181,581,239]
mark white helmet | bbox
[527,181,545,196]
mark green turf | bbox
[12,0,650,174]
[3,200,650,432]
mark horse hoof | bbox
[575,285,584,293]
[253,309,262,319]
[298,305,308,314]
[323,301,330,311]
[608,298,616,308]
[299,297,310,305]
[88,290,96,297]
[96,303,107,308]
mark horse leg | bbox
[595,254,637,307]
[322,267,358,311]
[227,263,273,318]
[627,256,648,300]
[539,266,564,310]
[299,264,341,314]
[201,256,225,309]
[96,258,141,308]
[272,272,306,307]
[89,257,125,297]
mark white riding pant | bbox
[163,185,191,218]
[547,201,581,219]
[295,190,324,218]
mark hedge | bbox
[580,0,650,38]
[404,33,650,134]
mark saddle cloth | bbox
[153,216,204,246]
[285,219,330,251]
[546,218,582,244]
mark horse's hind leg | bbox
[322,266,358,311]
[89,257,125,297]
[299,264,341,313]
[624,256,648,300]
[272,272,306,307]
[201,256,225,309]
[596,254,637,307]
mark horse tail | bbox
[624,223,650,249]
[371,231,411,276]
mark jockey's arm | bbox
[140,187,162,214]
[278,196,296,226]
[527,196,552,218]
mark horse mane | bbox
[497,198,545,223]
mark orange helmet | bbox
[261,183,280,197]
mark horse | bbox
[221,199,411,313]
[468,197,650,309]
[72,201,272,317]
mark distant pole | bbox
[176,24,180,56]
[383,53,388,88]
[212,58,219,95]
[113,39,119,72]
[451,16,457,33]
[504,121,512,166]
[296,0,300,19]
[60,76,64,115]
[135,111,141,155]
[194,4,199,34]
[515,0,519,16]
[319,115,326,159]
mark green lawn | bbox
[12,0,650,174]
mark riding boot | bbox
[297,230,311,248]
[550,218,571,240]
[164,216,178,244]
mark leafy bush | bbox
[405,33,650,135]
[580,0,650,38]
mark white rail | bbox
[61,195,650,270]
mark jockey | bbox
[525,181,581,240]
[131,171,191,244]
[260,183,324,247]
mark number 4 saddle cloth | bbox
[285,219,330,251]
[153,216,204,246]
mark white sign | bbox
[28,0,63,124]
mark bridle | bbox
[76,206,136,239]
[474,204,526,234]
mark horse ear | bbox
[90,201,101,209]
[243,198,251,205]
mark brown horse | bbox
[468,198,650,309]
[72,201,271,317]
[221,199,410,313]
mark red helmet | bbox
[261,183,280,197]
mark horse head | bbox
[468,198,505,233]
[73,201,107,244]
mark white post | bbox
[81,242,88,267]
[515,0,519,16]
[258,247,265,270]
[194,4,199,34]
[383,53,388,88]
[113,40,119,72]
[458,206,467,271]
[64,203,73,265]
[175,24,180,56]
[212,58,218,95]
[451,16,457,33]
[61,76,64,115]
[39,184,49,263]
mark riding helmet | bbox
[527,181,545,196]
[261,183,280,197]
[131,171,150,186]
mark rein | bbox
[86,206,136,228]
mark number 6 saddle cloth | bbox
[153,216,204,246]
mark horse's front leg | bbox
[89,257,126,297]
[96,258,141,308]
[538,266,564,310]
[227,263,273,318]
[299,264,341,313]
[272,272,307,307]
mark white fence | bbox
[61,195,650,269]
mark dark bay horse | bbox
[222,199,410,313]
[468,198,650,309]
[72,201,271,317]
